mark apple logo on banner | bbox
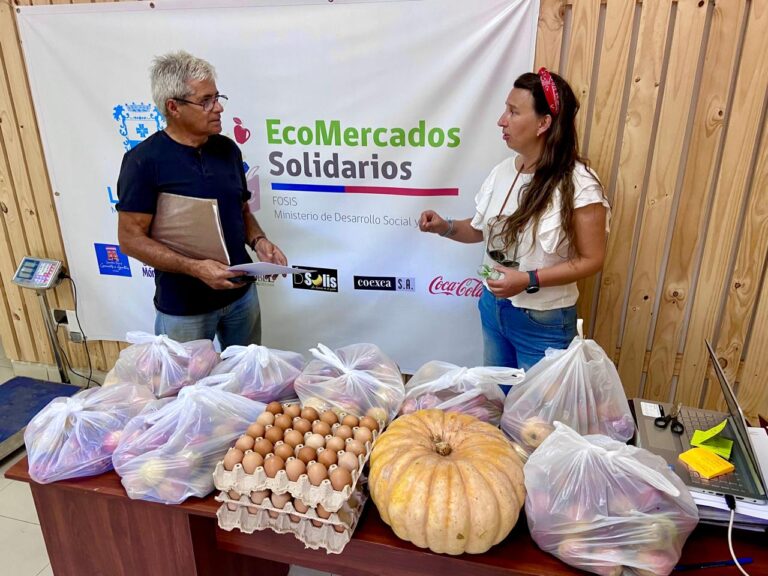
[233,117,251,144]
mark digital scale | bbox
[11,256,69,383]
[0,257,80,462]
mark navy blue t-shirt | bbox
[116,131,252,315]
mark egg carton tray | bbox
[215,493,366,554]
[215,485,366,531]
[213,434,377,512]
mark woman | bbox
[419,69,609,370]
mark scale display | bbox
[12,257,62,290]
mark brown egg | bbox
[247,422,265,438]
[264,425,284,444]
[274,413,293,430]
[296,445,317,464]
[249,489,270,505]
[330,466,353,491]
[263,454,285,478]
[266,401,283,415]
[333,524,346,533]
[300,407,319,421]
[289,514,301,523]
[252,437,274,457]
[341,414,359,428]
[311,519,323,528]
[305,433,326,450]
[292,417,312,435]
[242,450,264,474]
[247,506,260,515]
[365,407,387,424]
[284,457,306,481]
[345,439,366,457]
[325,436,346,453]
[228,489,241,501]
[283,403,301,419]
[274,442,294,461]
[271,491,292,509]
[353,426,373,445]
[317,448,338,468]
[334,425,353,441]
[268,510,280,519]
[256,411,275,426]
[283,429,304,448]
[293,499,309,514]
[337,451,359,472]
[316,504,332,519]
[306,461,328,486]
[358,416,379,432]
[223,448,244,471]
[235,434,255,452]
[312,420,331,436]
[320,410,339,426]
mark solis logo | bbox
[293,266,338,292]
[353,276,415,292]
[428,276,483,297]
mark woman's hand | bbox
[418,210,448,234]
[486,267,529,299]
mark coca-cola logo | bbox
[428,276,484,297]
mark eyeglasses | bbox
[486,217,519,269]
[173,93,228,112]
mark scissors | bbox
[654,402,684,435]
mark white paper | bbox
[640,401,662,418]
[748,427,768,485]
[228,263,315,276]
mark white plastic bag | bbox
[111,397,175,471]
[501,320,634,452]
[294,343,404,423]
[209,344,304,401]
[400,361,522,426]
[24,384,156,484]
[525,423,699,576]
[112,385,264,504]
[104,331,219,397]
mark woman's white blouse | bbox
[471,155,610,311]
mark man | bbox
[117,51,285,348]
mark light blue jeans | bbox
[155,284,261,350]
[479,287,576,379]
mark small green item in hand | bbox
[478,264,503,281]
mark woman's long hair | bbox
[495,71,598,257]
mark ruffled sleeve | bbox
[573,163,611,233]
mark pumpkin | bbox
[369,409,525,555]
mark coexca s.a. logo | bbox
[353,276,415,292]
[292,266,338,292]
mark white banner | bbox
[18,0,538,372]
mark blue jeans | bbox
[155,284,261,350]
[479,287,576,375]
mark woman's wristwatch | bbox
[525,269,540,294]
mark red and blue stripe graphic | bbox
[272,182,458,196]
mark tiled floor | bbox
[0,449,51,576]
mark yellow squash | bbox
[369,409,525,555]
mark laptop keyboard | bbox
[678,407,746,491]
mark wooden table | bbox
[6,458,767,576]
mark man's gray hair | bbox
[150,51,217,117]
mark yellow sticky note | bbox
[679,447,735,479]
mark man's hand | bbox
[255,238,288,266]
[194,259,248,290]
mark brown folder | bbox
[150,193,230,264]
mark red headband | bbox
[537,67,560,116]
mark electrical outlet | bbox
[52,308,68,325]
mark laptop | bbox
[631,341,767,504]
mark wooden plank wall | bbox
[1,0,767,420]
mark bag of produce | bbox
[103,331,219,397]
[525,423,699,576]
[294,343,404,423]
[112,385,263,504]
[111,397,175,471]
[25,383,156,484]
[209,344,304,402]
[400,361,522,426]
[500,320,634,452]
